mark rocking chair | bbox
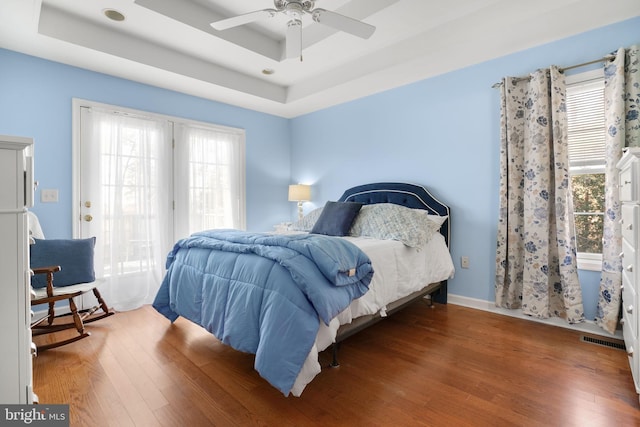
[29,212,114,351]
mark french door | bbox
[73,100,246,312]
[76,105,173,311]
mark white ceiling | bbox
[1,0,639,118]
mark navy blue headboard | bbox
[337,182,450,248]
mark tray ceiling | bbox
[1,0,638,118]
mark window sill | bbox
[577,254,602,272]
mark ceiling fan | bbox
[210,1,376,60]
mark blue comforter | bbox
[153,230,373,395]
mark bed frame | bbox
[330,182,451,364]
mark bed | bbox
[333,182,450,339]
[153,182,454,397]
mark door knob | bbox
[84,214,93,222]
[84,201,92,208]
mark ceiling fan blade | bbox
[210,9,277,31]
[311,8,375,39]
[286,19,302,60]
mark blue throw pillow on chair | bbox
[30,237,96,288]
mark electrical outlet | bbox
[461,256,470,269]
[41,189,59,203]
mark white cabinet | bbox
[0,135,35,404]
[618,147,640,401]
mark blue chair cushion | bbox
[30,237,96,288]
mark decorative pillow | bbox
[350,203,441,247]
[291,207,324,231]
[427,214,448,227]
[411,209,448,227]
[30,237,96,288]
[310,201,363,236]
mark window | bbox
[566,69,605,271]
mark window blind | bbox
[566,79,605,169]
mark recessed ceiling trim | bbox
[3,0,636,119]
[134,0,283,61]
[38,3,287,103]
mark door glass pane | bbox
[174,124,245,238]
[100,124,163,275]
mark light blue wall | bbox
[1,17,638,321]
[290,17,640,321]
[0,49,291,236]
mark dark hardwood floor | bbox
[32,301,640,426]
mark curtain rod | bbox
[491,54,616,88]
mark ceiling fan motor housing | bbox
[275,1,316,13]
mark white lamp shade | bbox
[288,184,311,202]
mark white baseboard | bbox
[447,294,622,339]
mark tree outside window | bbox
[571,173,604,254]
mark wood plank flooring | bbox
[32,301,640,426]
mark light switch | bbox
[461,256,470,269]
[40,189,59,203]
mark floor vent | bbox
[580,335,626,350]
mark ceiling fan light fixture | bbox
[103,9,125,22]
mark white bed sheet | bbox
[290,233,455,396]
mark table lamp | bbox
[288,184,311,221]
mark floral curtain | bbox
[596,45,640,333]
[495,66,585,323]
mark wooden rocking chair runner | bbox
[30,265,114,351]
[28,213,114,351]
